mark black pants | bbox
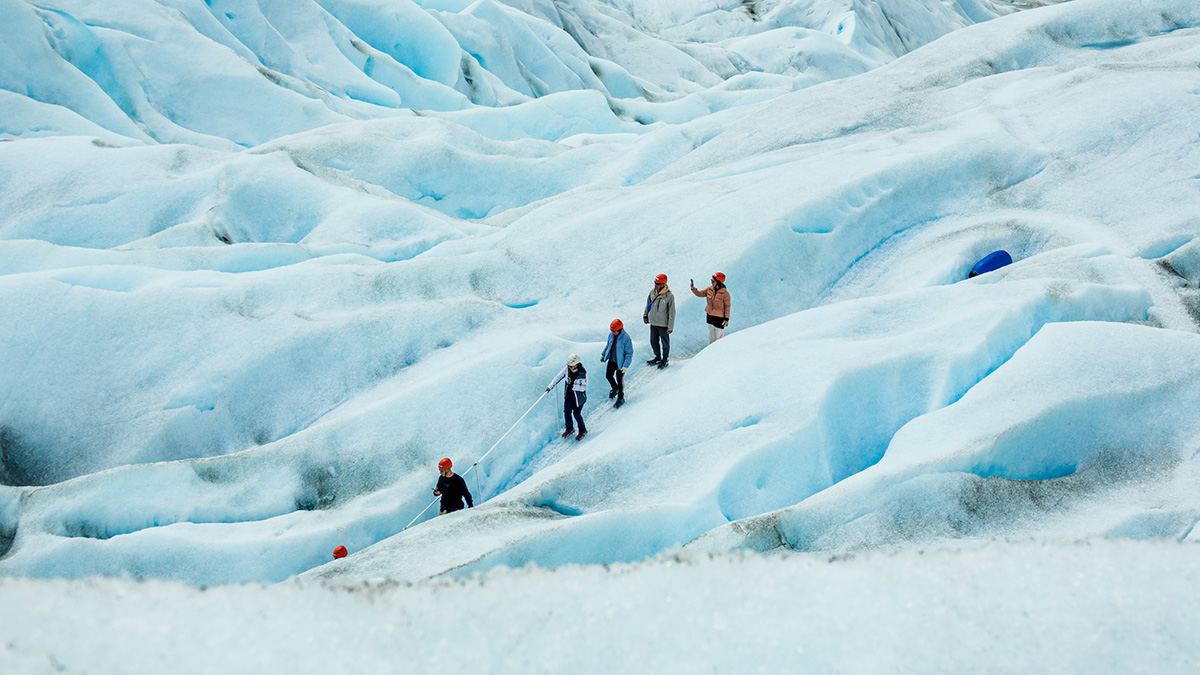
[564,390,587,433]
[650,325,670,361]
[606,360,625,399]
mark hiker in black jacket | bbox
[433,457,473,514]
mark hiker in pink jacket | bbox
[690,272,731,344]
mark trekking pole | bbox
[400,389,551,532]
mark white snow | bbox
[3,541,1200,674]
[2,0,1200,669]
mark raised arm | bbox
[546,366,568,391]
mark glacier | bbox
[1,0,1200,670]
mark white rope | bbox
[400,494,440,532]
[400,389,551,532]
[464,388,550,476]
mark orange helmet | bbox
[333,545,348,559]
[655,274,667,284]
[438,458,452,470]
[610,319,623,331]
[713,272,726,283]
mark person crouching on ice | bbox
[545,354,588,440]
[690,272,731,344]
[433,457,473,515]
[600,319,633,409]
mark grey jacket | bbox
[644,286,676,331]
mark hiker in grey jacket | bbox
[643,273,676,369]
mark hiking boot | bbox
[657,359,669,369]
[614,397,624,409]
[576,430,587,441]
[609,388,617,399]
[562,429,574,439]
[646,357,661,365]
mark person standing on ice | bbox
[690,272,731,344]
[545,354,588,440]
[433,457,473,515]
[643,273,676,369]
[600,319,633,409]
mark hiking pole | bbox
[400,390,551,532]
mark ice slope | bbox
[0,0,1199,593]
[0,0,1016,149]
[3,541,1200,674]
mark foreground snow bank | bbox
[2,540,1198,674]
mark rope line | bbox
[400,389,551,532]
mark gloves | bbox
[722,319,729,328]
[643,315,649,324]
[620,367,628,373]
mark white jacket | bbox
[548,365,587,393]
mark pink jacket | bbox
[692,284,730,319]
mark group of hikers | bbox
[333,250,1022,558]
[429,271,732,517]
[545,271,731,440]
[329,248,1023,559]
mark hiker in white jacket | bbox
[545,353,588,440]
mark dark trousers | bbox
[564,390,587,433]
[606,360,625,398]
[650,325,670,361]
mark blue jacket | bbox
[601,329,633,369]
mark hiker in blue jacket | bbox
[600,319,633,409]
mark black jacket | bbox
[436,472,473,512]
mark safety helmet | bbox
[438,457,452,470]
[567,354,581,367]
[610,319,623,331]
[654,274,667,284]
[713,272,726,283]
[333,545,348,559]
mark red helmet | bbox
[333,545,348,559]
[713,272,726,283]
[610,319,623,331]
[438,457,452,470]
[654,274,667,284]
